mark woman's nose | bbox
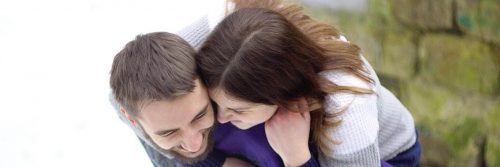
[217,109,234,123]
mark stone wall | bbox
[300,0,500,166]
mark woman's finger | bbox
[297,97,308,113]
[303,111,310,122]
[289,100,300,112]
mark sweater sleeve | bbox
[318,70,381,167]
[176,0,229,49]
[176,15,211,50]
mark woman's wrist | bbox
[282,147,311,167]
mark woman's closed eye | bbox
[229,109,246,114]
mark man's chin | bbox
[181,149,206,158]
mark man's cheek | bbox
[153,137,176,150]
[201,117,215,129]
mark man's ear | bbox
[120,106,136,126]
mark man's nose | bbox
[181,128,203,152]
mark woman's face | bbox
[209,87,278,129]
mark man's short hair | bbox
[110,32,197,117]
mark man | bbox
[109,31,212,164]
[109,29,256,166]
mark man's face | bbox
[135,79,215,163]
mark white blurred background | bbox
[0,0,212,166]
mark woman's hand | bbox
[265,98,311,167]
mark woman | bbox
[195,5,420,167]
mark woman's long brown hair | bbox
[197,0,374,155]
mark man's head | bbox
[110,32,214,163]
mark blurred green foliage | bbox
[299,0,500,166]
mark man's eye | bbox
[162,131,176,137]
[195,112,207,120]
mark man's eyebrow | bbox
[191,103,209,123]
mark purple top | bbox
[382,160,393,167]
[187,122,392,167]
[212,122,393,167]
[187,121,318,167]
[214,122,285,167]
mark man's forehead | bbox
[140,99,198,117]
[140,90,208,114]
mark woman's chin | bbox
[232,122,257,130]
